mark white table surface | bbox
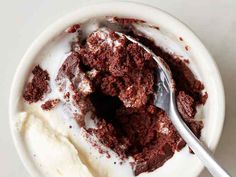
[0,0,235,176]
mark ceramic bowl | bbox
[9,2,225,177]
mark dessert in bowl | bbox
[9,2,225,177]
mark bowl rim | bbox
[9,1,225,177]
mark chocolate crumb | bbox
[201,92,208,105]
[23,65,50,103]
[153,26,160,30]
[179,37,184,41]
[106,153,111,158]
[177,91,196,120]
[41,99,60,110]
[64,92,70,99]
[184,59,190,64]
[65,24,80,33]
[185,45,190,51]
[111,17,145,25]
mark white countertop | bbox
[0,0,235,176]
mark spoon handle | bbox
[169,95,231,177]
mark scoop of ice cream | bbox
[16,112,94,177]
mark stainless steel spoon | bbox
[115,32,231,177]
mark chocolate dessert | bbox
[23,18,207,176]
[23,65,50,103]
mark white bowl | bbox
[9,2,225,177]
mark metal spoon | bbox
[115,32,231,177]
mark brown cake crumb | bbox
[65,24,81,33]
[110,17,145,25]
[23,65,50,103]
[185,45,190,51]
[41,99,60,110]
[183,59,190,64]
[177,91,196,120]
[201,92,208,105]
[153,26,160,30]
